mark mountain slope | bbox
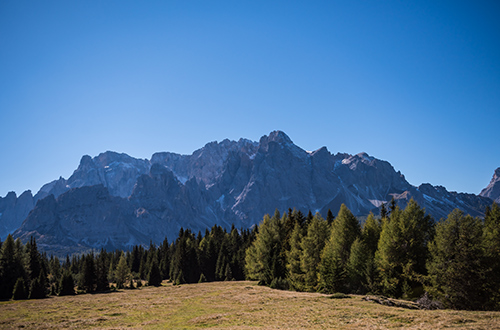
[3,131,495,253]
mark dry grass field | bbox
[1,281,500,329]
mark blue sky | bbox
[1,0,499,197]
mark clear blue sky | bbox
[1,0,499,198]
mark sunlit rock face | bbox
[7,131,494,254]
[480,168,500,203]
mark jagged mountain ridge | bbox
[1,131,495,254]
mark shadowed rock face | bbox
[0,191,34,238]
[4,131,496,254]
[480,168,500,203]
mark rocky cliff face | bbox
[0,191,34,238]
[480,168,500,203]
[4,131,497,254]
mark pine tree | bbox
[319,204,361,293]
[427,209,486,310]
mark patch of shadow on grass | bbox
[328,293,351,299]
[106,313,124,317]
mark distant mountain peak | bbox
[480,167,500,203]
[2,130,496,253]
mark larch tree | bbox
[427,209,486,310]
[115,253,130,289]
[301,213,329,291]
[245,212,286,285]
[286,222,305,291]
[483,203,500,309]
[376,199,433,298]
[319,204,361,293]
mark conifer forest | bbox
[1,200,500,311]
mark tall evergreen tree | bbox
[27,237,42,284]
[59,269,75,296]
[286,222,305,291]
[427,209,486,310]
[483,203,500,309]
[376,199,433,298]
[346,237,368,293]
[245,213,286,285]
[326,209,335,226]
[319,204,361,293]
[0,234,25,299]
[115,253,130,289]
[79,253,97,293]
[29,268,47,299]
[148,257,162,287]
[170,229,200,284]
[12,277,28,300]
[301,214,329,291]
[95,250,109,292]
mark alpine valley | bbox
[1,131,498,255]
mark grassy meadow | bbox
[1,281,500,329]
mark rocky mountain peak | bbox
[480,167,500,203]
[3,130,497,253]
[78,155,94,170]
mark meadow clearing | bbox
[1,281,500,329]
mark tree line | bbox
[245,200,500,310]
[0,224,255,300]
[1,200,499,311]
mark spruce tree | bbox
[59,270,75,296]
[95,250,109,292]
[29,269,47,299]
[319,204,361,293]
[148,258,162,287]
[0,234,25,299]
[27,237,42,284]
[326,209,335,226]
[79,254,97,293]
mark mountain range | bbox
[1,131,498,255]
